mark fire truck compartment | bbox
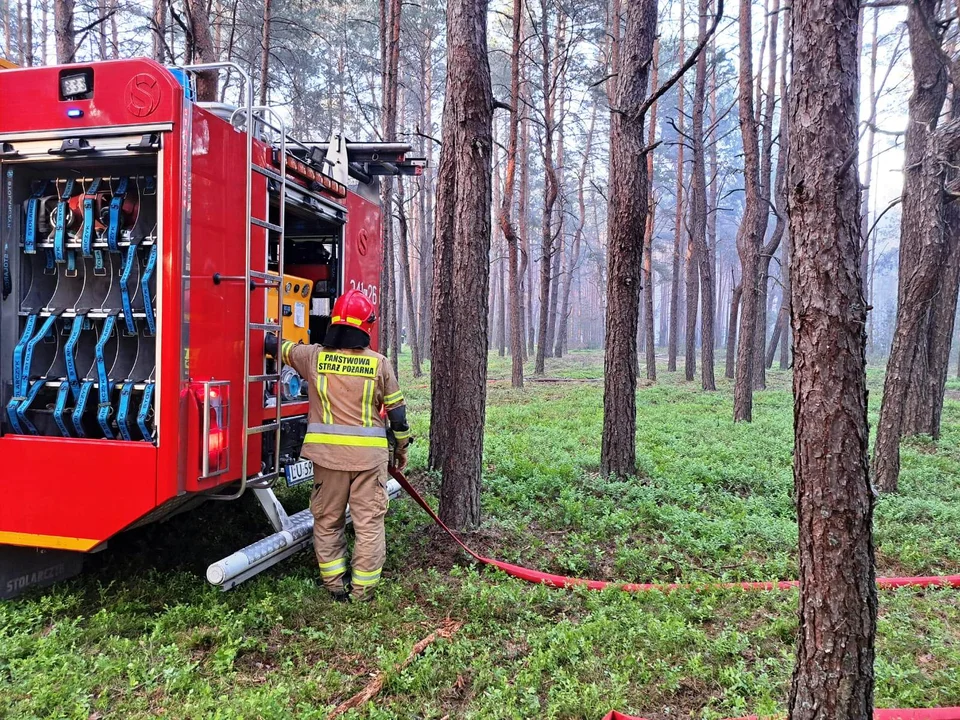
[1,154,159,443]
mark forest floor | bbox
[3,351,960,719]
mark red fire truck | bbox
[0,59,423,598]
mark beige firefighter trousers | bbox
[310,463,389,598]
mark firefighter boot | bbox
[347,464,389,602]
[310,469,351,597]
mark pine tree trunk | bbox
[787,0,876,715]
[667,0,686,374]
[725,281,741,380]
[23,0,32,65]
[643,37,660,382]
[430,0,493,530]
[184,0,218,100]
[498,0,525,387]
[520,81,534,360]
[684,236,699,381]
[601,0,657,478]
[873,0,956,493]
[53,0,75,63]
[556,104,597,360]
[690,0,715,390]
[258,0,272,105]
[535,0,559,375]
[396,179,423,377]
[419,32,435,359]
[732,0,765,422]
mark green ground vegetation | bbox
[3,351,960,719]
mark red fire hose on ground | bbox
[388,468,960,594]
[602,712,960,720]
[388,469,960,719]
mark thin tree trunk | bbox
[726,280,741,380]
[431,0,493,530]
[752,0,782,391]
[556,104,597,359]
[535,0,559,375]
[643,38,660,382]
[860,7,880,287]
[787,0,876,715]
[732,0,765,422]
[499,0,524,386]
[690,0,715,390]
[520,76,534,360]
[258,0,272,105]
[668,0,686,373]
[684,234,698,381]
[396,179,423,377]
[419,32,435,359]
[23,0,32,65]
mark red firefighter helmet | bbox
[330,289,377,337]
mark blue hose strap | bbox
[142,244,158,336]
[137,383,155,441]
[63,314,86,400]
[21,314,58,393]
[107,177,128,253]
[117,381,135,441]
[15,379,46,435]
[43,248,55,275]
[54,179,76,265]
[120,246,137,335]
[24,180,49,255]
[52,382,73,437]
[12,314,38,397]
[3,168,13,299]
[95,314,116,438]
[73,380,94,438]
[5,388,25,432]
[81,178,102,257]
[93,249,105,276]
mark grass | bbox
[3,350,960,719]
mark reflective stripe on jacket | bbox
[282,341,404,470]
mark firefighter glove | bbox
[393,442,409,471]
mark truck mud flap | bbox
[0,545,84,600]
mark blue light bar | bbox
[66,108,84,119]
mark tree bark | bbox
[689,0,715,390]
[535,0,559,375]
[431,0,493,530]
[23,0,31,65]
[601,0,657,479]
[725,280,741,380]
[732,0,765,422]
[258,0,272,106]
[184,0,218,100]
[786,0,877,715]
[498,0,525,387]
[53,0,74,63]
[873,0,955,493]
[520,75,534,359]
[684,232,698,381]
[396,179,423,377]
[667,0,686,373]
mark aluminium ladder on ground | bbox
[177,65,287,499]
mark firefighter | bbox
[266,289,411,602]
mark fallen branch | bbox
[326,619,464,719]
